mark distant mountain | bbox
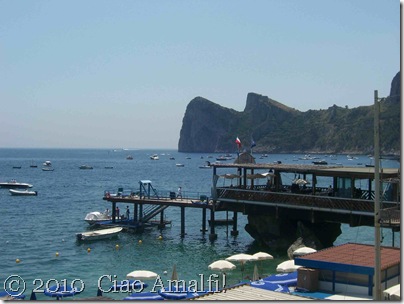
[178,72,400,155]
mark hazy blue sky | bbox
[0,0,400,149]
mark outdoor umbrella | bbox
[171,264,178,281]
[208,260,236,289]
[293,178,310,185]
[292,247,317,258]
[208,260,236,271]
[226,253,258,281]
[126,270,159,281]
[383,284,400,300]
[252,251,274,273]
[252,264,260,281]
[276,260,302,273]
[252,252,274,260]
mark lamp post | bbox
[373,90,384,301]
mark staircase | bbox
[140,204,169,223]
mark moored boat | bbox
[84,211,111,225]
[79,165,93,169]
[0,180,33,189]
[150,154,159,160]
[42,167,54,171]
[9,189,38,196]
[76,227,123,241]
[312,160,328,165]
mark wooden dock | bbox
[102,161,400,243]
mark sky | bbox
[0,0,400,149]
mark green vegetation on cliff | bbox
[178,72,400,155]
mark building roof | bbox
[191,284,312,301]
[295,243,401,275]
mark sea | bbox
[0,148,400,300]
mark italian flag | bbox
[235,137,242,148]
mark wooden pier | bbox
[102,159,400,243]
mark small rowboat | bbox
[9,189,38,196]
[76,227,123,242]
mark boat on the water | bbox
[126,155,133,160]
[84,211,111,225]
[79,165,93,169]
[312,160,328,165]
[76,227,123,241]
[43,160,52,166]
[176,163,184,167]
[42,167,54,171]
[199,161,212,169]
[150,154,159,160]
[9,189,38,196]
[0,180,33,189]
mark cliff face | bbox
[178,72,401,155]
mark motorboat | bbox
[312,160,328,165]
[150,154,159,160]
[176,163,184,167]
[126,155,133,160]
[42,167,54,171]
[84,211,111,225]
[9,189,38,196]
[79,165,93,169]
[76,227,123,242]
[199,161,212,169]
[0,180,33,189]
[43,160,52,166]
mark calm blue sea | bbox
[0,149,400,300]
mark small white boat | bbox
[176,163,184,167]
[76,227,123,241]
[43,160,52,166]
[42,167,54,171]
[84,211,111,225]
[150,154,159,160]
[0,180,33,189]
[199,161,211,169]
[9,189,38,196]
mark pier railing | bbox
[104,189,210,201]
[215,187,398,217]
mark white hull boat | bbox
[76,227,123,241]
[0,181,33,189]
[84,211,111,225]
[9,189,38,196]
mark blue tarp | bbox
[123,291,165,301]
[158,285,210,300]
[263,271,298,286]
[250,280,289,293]
[43,285,80,298]
[0,290,26,299]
